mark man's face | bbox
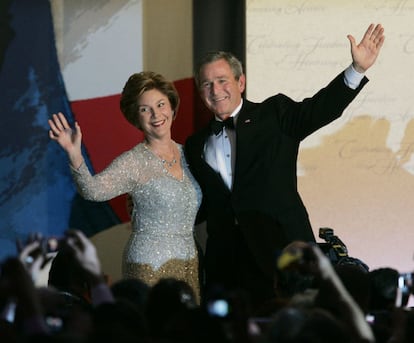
[198,58,245,120]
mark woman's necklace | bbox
[161,156,177,168]
[145,141,177,168]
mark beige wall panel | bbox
[143,0,193,80]
[247,0,414,274]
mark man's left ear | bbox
[238,74,246,93]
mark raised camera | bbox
[395,272,413,307]
[318,227,369,272]
[44,237,63,253]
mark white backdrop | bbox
[51,0,143,101]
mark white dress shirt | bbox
[204,100,242,190]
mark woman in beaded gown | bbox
[48,72,202,300]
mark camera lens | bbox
[207,299,229,317]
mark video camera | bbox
[318,227,369,272]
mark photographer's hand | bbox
[310,244,375,343]
[0,257,49,335]
[278,242,374,342]
[16,234,52,284]
[64,229,102,283]
[64,229,114,306]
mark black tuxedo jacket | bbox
[185,71,368,281]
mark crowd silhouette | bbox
[1,227,413,343]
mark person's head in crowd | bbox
[110,277,149,314]
[274,241,317,302]
[145,277,197,339]
[336,264,372,313]
[48,245,93,306]
[369,267,404,311]
[36,286,94,339]
[266,306,351,343]
[314,264,372,317]
[162,307,232,343]
[89,299,148,343]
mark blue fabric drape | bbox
[0,0,119,260]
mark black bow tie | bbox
[210,117,235,135]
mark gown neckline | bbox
[142,142,184,182]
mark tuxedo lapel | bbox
[232,101,260,188]
[235,100,258,142]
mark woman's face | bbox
[137,89,174,139]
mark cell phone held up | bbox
[43,236,64,254]
[395,272,413,307]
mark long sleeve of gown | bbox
[70,148,140,202]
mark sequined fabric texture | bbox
[71,143,202,298]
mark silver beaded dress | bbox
[71,142,202,299]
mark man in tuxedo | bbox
[185,23,385,311]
